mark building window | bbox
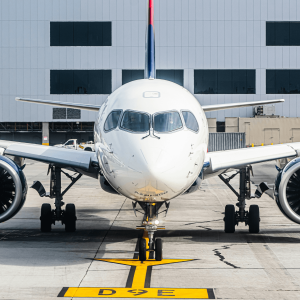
[50,70,112,94]
[122,70,144,85]
[266,22,300,46]
[122,70,184,86]
[194,70,256,94]
[50,22,112,46]
[266,70,300,94]
[53,108,81,119]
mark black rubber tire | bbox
[84,147,92,152]
[64,203,76,232]
[224,204,236,233]
[40,203,52,232]
[139,238,147,262]
[249,205,260,233]
[155,238,163,261]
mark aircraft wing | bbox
[204,143,300,177]
[0,140,99,177]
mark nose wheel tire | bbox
[224,204,236,233]
[139,238,147,262]
[40,203,52,232]
[155,238,163,261]
[64,203,77,232]
[248,205,260,233]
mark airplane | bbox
[1,0,300,262]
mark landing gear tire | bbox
[139,238,147,262]
[64,203,76,232]
[248,205,260,233]
[155,238,163,261]
[224,204,236,233]
[40,203,52,232]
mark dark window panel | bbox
[67,109,81,119]
[50,22,60,46]
[50,22,112,46]
[289,70,300,93]
[74,70,88,94]
[88,70,102,94]
[59,22,74,46]
[266,21,300,46]
[218,70,232,94]
[275,22,290,45]
[157,70,184,86]
[266,22,275,46]
[102,70,112,94]
[289,22,300,46]
[194,70,218,94]
[275,70,290,93]
[122,70,144,85]
[266,70,276,94]
[232,70,246,94]
[50,70,112,94]
[74,22,88,46]
[53,108,66,119]
[102,22,112,46]
[88,22,102,46]
[195,70,255,94]
[246,70,256,94]
[266,70,300,94]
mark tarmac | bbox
[1,159,300,299]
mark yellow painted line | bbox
[42,143,49,146]
[63,287,211,298]
[94,258,194,289]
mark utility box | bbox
[207,118,217,133]
[254,105,276,116]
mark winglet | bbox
[145,0,155,79]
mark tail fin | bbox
[145,0,155,79]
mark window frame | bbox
[181,110,199,134]
[152,110,184,134]
[119,110,151,134]
[103,109,123,133]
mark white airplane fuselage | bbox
[94,79,209,202]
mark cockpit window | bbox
[121,111,150,133]
[182,111,199,132]
[104,110,122,132]
[153,111,183,133]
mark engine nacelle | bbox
[0,155,27,222]
[275,157,300,224]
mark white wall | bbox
[1,0,300,122]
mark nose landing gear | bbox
[134,202,167,261]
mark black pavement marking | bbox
[57,287,68,297]
[126,230,143,288]
[207,288,216,299]
[213,245,240,269]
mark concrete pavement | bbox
[0,160,300,299]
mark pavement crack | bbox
[213,245,240,269]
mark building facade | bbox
[1,0,300,141]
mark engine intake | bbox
[0,156,27,222]
[275,157,300,224]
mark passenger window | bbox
[153,111,183,132]
[121,111,150,133]
[182,111,199,132]
[104,110,122,132]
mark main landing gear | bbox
[133,202,169,261]
[32,165,82,232]
[219,166,266,234]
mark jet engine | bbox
[0,155,27,222]
[275,157,300,224]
